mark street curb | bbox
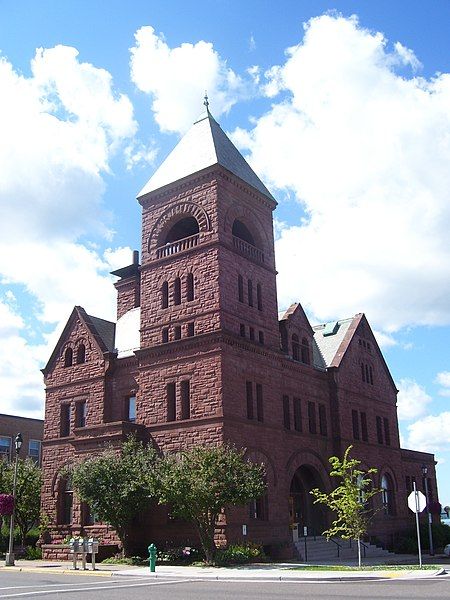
[0,567,114,577]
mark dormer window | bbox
[301,338,310,365]
[292,334,300,361]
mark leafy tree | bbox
[0,458,42,546]
[155,445,266,564]
[310,445,380,568]
[70,436,157,556]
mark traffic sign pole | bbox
[413,482,423,569]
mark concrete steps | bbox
[294,536,395,562]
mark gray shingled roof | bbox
[87,314,116,352]
[137,111,275,200]
[313,318,354,368]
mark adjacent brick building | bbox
[41,108,438,558]
[0,413,43,465]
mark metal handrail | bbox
[329,537,343,558]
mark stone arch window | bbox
[64,347,73,367]
[292,334,300,362]
[59,476,73,524]
[232,219,256,246]
[76,344,86,364]
[301,338,310,365]
[381,473,395,515]
[186,273,195,302]
[165,216,199,243]
[173,277,181,305]
[161,281,169,308]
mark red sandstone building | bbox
[41,109,438,558]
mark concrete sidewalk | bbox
[0,557,448,581]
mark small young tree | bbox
[310,445,380,568]
[155,445,266,564]
[0,458,42,546]
[70,436,157,556]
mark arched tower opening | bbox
[165,217,199,244]
[232,219,256,247]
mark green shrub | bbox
[393,522,450,554]
[24,546,42,560]
[215,543,265,566]
[101,556,146,566]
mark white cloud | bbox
[0,46,137,243]
[130,26,249,134]
[435,371,450,397]
[406,412,450,452]
[397,378,433,420]
[234,14,450,331]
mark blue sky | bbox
[0,1,449,507]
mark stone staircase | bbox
[294,536,394,562]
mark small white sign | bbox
[303,526,308,537]
[242,524,247,536]
[408,490,426,513]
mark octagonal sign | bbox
[408,490,426,513]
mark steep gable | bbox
[42,306,115,377]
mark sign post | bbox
[408,484,426,569]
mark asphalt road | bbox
[0,571,449,599]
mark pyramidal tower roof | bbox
[137,110,275,200]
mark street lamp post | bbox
[5,433,23,567]
[421,464,434,556]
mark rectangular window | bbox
[240,324,246,338]
[352,409,360,440]
[249,327,255,341]
[238,274,244,302]
[376,416,383,444]
[308,401,317,434]
[257,284,262,311]
[369,366,374,385]
[258,331,264,345]
[246,381,254,419]
[293,397,302,432]
[174,277,181,305]
[256,383,263,422]
[161,281,169,309]
[76,401,87,428]
[0,436,11,461]
[127,396,136,423]
[383,417,391,446]
[319,404,327,436]
[361,412,368,442]
[167,383,176,422]
[180,380,190,420]
[174,325,182,340]
[186,273,194,302]
[248,279,253,307]
[283,395,290,430]
[60,404,71,437]
[162,327,169,343]
[28,440,41,464]
[187,322,194,337]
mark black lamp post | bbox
[421,464,434,556]
[5,433,23,567]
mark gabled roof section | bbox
[42,306,116,375]
[137,111,275,201]
[313,315,361,368]
[279,302,314,336]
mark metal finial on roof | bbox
[203,91,210,113]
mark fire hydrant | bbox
[148,544,157,572]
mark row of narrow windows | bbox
[359,338,372,352]
[63,344,86,367]
[60,395,136,436]
[162,322,194,343]
[361,362,374,384]
[240,324,264,345]
[283,396,327,436]
[352,410,390,445]
[238,275,262,310]
[167,380,191,421]
[246,381,264,422]
[292,335,310,364]
[161,273,194,308]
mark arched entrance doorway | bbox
[289,465,327,537]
